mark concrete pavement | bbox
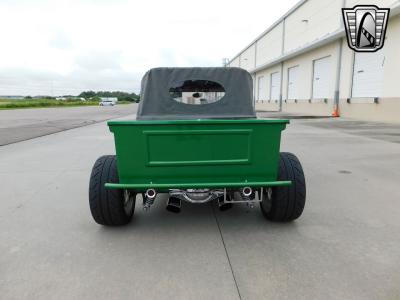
[0,104,137,145]
[1,112,400,299]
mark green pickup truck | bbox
[89,67,306,226]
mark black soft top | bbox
[136,67,256,120]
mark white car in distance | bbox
[99,99,116,106]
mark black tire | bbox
[260,152,306,222]
[89,155,136,226]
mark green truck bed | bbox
[105,119,291,191]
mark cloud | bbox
[48,31,73,50]
[157,48,216,68]
[0,66,141,96]
[0,0,300,95]
[75,50,122,72]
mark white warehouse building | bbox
[227,0,400,123]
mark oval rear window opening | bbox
[169,80,226,105]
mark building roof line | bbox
[227,0,309,65]
[250,0,400,74]
[250,29,345,74]
[228,0,400,67]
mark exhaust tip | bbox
[166,197,181,213]
[241,187,252,198]
[145,189,157,199]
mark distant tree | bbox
[119,96,136,102]
[79,91,96,98]
[78,90,140,102]
[25,96,32,99]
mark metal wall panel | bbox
[284,0,342,53]
[256,23,284,67]
[240,44,256,71]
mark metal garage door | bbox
[287,66,299,99]
[257,76,267,101]
[352,51,385,98]
[312,56,331,99]
[270,72,280,100]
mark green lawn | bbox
[0,99,132,110]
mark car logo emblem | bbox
[342,5,390,52]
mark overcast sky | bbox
[0,0,299,96]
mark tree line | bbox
[78,91,140,102]
[23,91,140,102]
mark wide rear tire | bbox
[89,155,136,226]
[260,152,306,222]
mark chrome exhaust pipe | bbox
[241,187,253,198]
[145,189,157,199]
[166,196,181,213]
[143,189,157,211]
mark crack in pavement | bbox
[211,204,243,300]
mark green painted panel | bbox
[108,119,288,189]
[144,129,252,167]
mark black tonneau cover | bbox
[136,67,256,120]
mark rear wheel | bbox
[260,152,306,222]
[89,155,136,226]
